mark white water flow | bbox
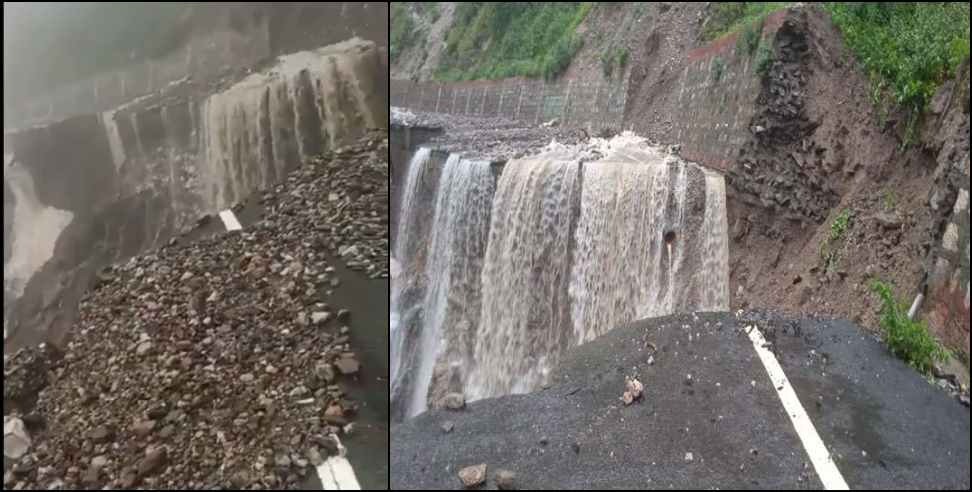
[467,152,581,399]
[407,155,495,418]
[390,148,431,395]
[394,134,730,415]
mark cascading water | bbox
[467,153,581,399]
[390,148,432,401]
[408,154,495,418]
[391,133,730,418]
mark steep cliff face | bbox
[3,38,387,351]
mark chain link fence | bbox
[391,77,627,130]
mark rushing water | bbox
[408,154,495,417]
[391,135,730,418]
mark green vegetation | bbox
[882,190,898,212]
[754,42,774,76]
[712,57,726,83]
[825,3,970,115]
[601,47,629,78]
[390,3,417,59]
[735,17,765,58]
[436,3,593,81]
[821,209,852,272]
[871,280,949,375]
[702,2,792,41]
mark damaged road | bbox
[391,312,970,490]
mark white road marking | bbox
[746,325,850,490]
[218,209,242,231]
[316,435,362,490]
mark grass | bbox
[391,3,417,60]
[712,57,726,83]
[871,280,949,375]
[601,46,630,78]
[436,3,593,81]
[882,190,898,212]
[754,42,774,76]
[825,3,970,116]
[702,2,793,42]
[821,209,852,272]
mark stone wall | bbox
[928,153,971,359]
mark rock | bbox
[311,312,331,324]
[440,393,466,410]
[138,447,167,476]
[131,420,156,438]
[81,465,100,485]
[496,469,516,490]
[119,467,138,488]
[275,453,291,468]
[146,404,168,420]
[315,435,340,456]
[135,341,153,356]
[88,425,113,444]
[3,417,31,460]
[622,377,644,405]
[458,464,487,488]
[289,385,309,397]
[305,447,324,466]
[685,452,694,462]
[336,309,351,323]
[441,421,455,433]
[324,404,344,418]
[91,456,109,468]
[240,373,255,383]
[873,212,901,230]
[334,357,359,375]
[159,425,175,439]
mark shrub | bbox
[826,2,971,114]
[871,280,948,375]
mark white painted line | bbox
[218,209,242,231]
[746,325,850,490]
[316,435,362,490]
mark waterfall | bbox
[392,134,730,417]
[408,154,495,418]
[467,155,581,399]
[200,38,383,211]
[390,148,432,405]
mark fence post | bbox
[465,88,472,115]
[515,83,524,121]
[498,81,505,117]
[536,80,546,125]
[593,83,600,115]
[563,80,573,124]
[435,84,442,113]
[480,87,487,115]
[452,87,458,114]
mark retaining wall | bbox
[390,77,627,131]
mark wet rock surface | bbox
[2,131,387,489]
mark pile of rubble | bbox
[3,131,388,490]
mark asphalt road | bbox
[391,312,970,490]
